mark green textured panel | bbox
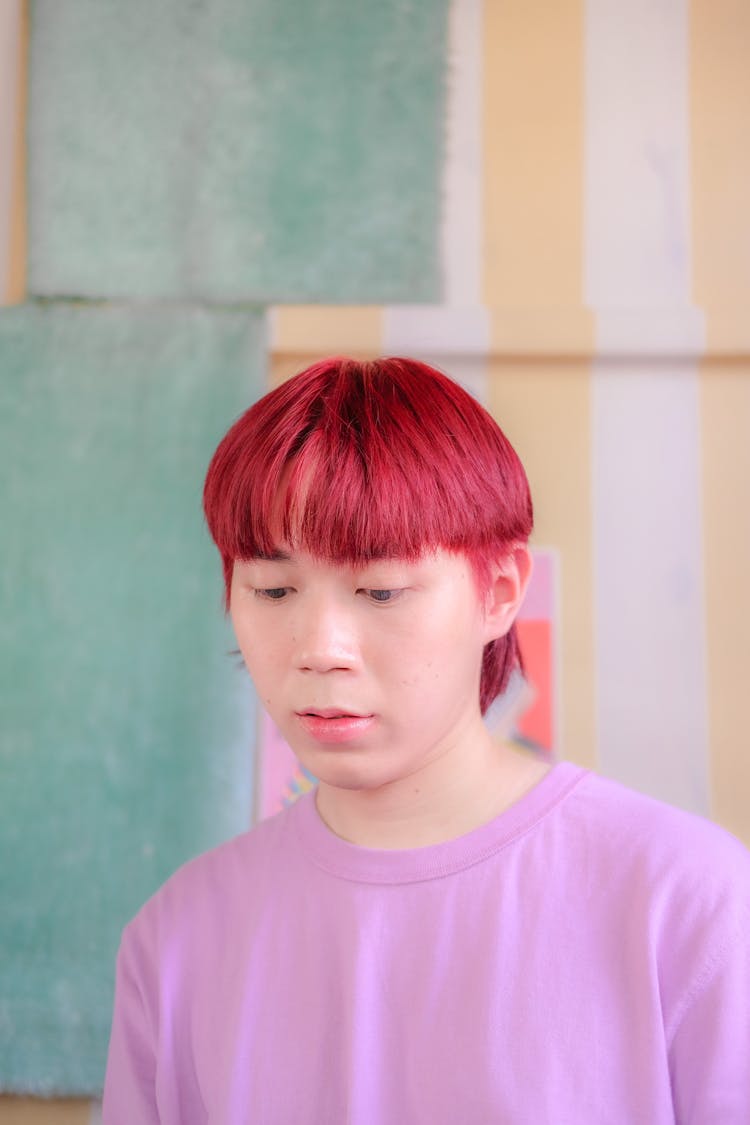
[0,303,263,1094]
[28,0,448,302]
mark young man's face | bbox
[230,548,505,796]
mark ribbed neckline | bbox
[290,760,588,885]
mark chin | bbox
[296,752,394,794]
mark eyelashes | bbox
[251,587,403,605]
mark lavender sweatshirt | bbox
[103,762,750,1123]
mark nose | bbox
[294,597,358,674]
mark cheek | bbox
[230,623,263,680]
[240,660,277,713]
[232,609,275,658]
[241,636,293,706]
[403,616,477,664]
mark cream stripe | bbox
[441,0,482,306]
[586,0,710,811]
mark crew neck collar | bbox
[290,760,587,885]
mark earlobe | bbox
[482,546,533,642]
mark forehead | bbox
[236,546,477,584]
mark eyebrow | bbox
[252,548,293,562]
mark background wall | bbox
[1,0,748,1118]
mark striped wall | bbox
[1,0,749,1115]
[271,0,750,839]
[0,0,25,303]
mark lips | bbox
[298,708,367,719]
[295,710,375,744]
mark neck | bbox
[314,723,551,850]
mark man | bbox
[104,356,750,1123]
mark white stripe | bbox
[437,352,490,409]
[381,306,490,405]
[0,0,22,299]
[267,306,280,351]
[591,364,709,814]
[584,0,692,306]
[89,1102,103,1125]
[585,0,710,812]
[382,304,489,357]
[590,306,705,357]
[441,0,483,305]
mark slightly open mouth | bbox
[295,711,375,742]
[300,711,366,719]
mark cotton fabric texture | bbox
[103,762,750,1123]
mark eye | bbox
[255,587,289,601]
[362,588,399,604]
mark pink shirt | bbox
[103,762,750,1122]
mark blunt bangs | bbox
[203,356,534,712]
[204,356,531,569]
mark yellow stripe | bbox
[482,0,590,333]
[698,365,750,847]
[273,306,384,355]
[691,0,750,845]
[486,361,596,770]
[271,306,384,388]
[482,0,594,767]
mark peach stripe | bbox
[691,0,750,351]
[691,0,750,844]
[0,0,26,303]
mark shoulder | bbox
[556,766,750,947]
[566,767,749,876]
[119,797,306,959]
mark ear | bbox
[481,545,533,644]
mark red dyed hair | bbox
[203,356,533,713]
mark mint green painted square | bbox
[28,0,448,302]
[0,303,264,1094]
